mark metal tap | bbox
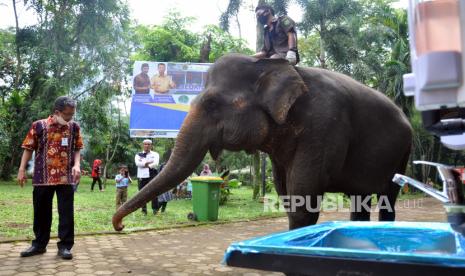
[393,161,465,235]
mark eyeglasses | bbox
[256,9,267,17]
[60,111,75,117]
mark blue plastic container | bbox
[224,221,465,275]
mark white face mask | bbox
[55,115,68,126]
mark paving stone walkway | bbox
[0,197,446,275]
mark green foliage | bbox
[132,11,253,64]
[297,0,392,86]
[0,28,16,100]
[219,187,231,205]
[200,25,253,62]
[220,0,242,31]
[265,179,274,193]
[228,179,242,188]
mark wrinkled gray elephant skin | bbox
[113,54,412,231]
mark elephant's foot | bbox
[287,210,320,230]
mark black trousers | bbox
[32,185,74,250]
[156,201,167,212]
[138,177,158,213]
[91,177,102,191]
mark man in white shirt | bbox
[134,139,160,215]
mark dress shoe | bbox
[20,246,46,257]
[57,248,73,260]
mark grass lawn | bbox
[0,176,426,241]
[0,176,284,241]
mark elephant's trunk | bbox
[113,109,208,231]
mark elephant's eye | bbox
[203,98,218,112]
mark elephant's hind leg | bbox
[349,194,372,221]
[377,183,400,221]
[378,150,408,221]
[287,195,321,230]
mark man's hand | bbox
[17,168,27,188]
[286,50,297,65]
[72,165,81,183]
[145,161,153,168]
[252,51,267,59]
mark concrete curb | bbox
[0,214,286,244]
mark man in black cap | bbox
[253,4,299,65]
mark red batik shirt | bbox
[21,116,84,186]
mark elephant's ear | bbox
[254,59,308,125]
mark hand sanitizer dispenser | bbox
[404,0,465,149]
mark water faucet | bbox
[393,161,465,235]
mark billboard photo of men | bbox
[130,61,211,138]
[151,63,176,94]
[133,63,151,94]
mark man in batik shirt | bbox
[17,96,83,260]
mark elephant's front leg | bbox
[285,193,322,230]
[284,151,325,230]
[271,159,287,197]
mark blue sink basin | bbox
[224,221,465,275]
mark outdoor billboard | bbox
[129,61,211,138]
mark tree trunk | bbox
[12,0,22,89]
[235,13,242,40]
[103,146,110,188]
[261,152,267,197]
[256,0,266,52]
[319,35,326,69]
[252,152,260,200]
[199,34,212,63]
[102,97,122,186]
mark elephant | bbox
[113,53,412,231]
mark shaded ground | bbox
[0,197,446,275]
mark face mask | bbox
[257,10,270,25]
[55,115,68,126]
[258,15,268,25]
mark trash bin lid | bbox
[190,176,224,183]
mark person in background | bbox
[200,164,213,176]
[115,165,132,210]
[90,159,103,192]
[17,96,83,260]
[154,161,173,213]
[135,139,159,215]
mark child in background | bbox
[91,159,103,192]
[115,165,132,210]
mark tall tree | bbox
[378,7,412,115]
[297,0,390,86]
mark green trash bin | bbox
[189,176,224,221]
